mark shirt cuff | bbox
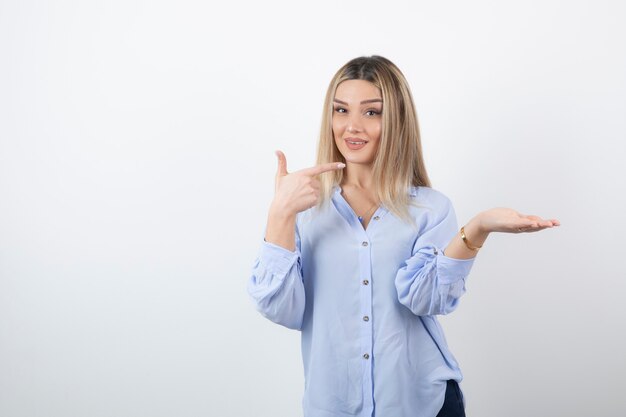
[436,248,475,284]
[260,239,300,276]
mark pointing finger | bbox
[300,162,346,176]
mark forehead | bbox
[334,79,382,101]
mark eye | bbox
[334,107,346,113]
[365,109,381,116]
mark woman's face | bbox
[332,79,382,166]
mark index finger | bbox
[300,162,346,176]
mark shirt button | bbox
[373,216,380,220]
[362,241,368,247]
[363,316,369,322]
[362,279,369,285]
[363,353,370,359]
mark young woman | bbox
[247,55,559,417]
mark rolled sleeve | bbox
[395,192,475,316]
[247,221,305,330]
[260,239,301,276]
[436,249,475,284]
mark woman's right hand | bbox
[272,150,346,217]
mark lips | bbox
[344,137,368,144]
[344,138,368,150]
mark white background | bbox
[1,1,625,416]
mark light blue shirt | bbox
[247,185,476,417]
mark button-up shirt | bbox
[247,185,476,417]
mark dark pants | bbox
[436,380,466,417]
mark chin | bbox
[344,156,374,165]
[337,145,375,165]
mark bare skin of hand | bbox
[264,150,345,251]
[477,207,560,234]
[444,208,560,260]
[271,150,346,216]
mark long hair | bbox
[315,55,431,226]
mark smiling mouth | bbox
[344,139,368,150]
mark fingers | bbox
[524,214,561,228]
[311,178,321,192]
[539,217,560,226]
[516,220,559,233]
[275,151,344,178]
[275,150,288,176]
[300,162,346,176]
[518,225,551,233]
[527,214,559,223]
[526,214,560,228]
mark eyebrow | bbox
[333,98,383,105]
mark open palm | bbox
[479,207,560,234]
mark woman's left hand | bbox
[477,208,560,234]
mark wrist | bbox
[269,200,297,220]
[461,216,490,249]
[470,213,491,235]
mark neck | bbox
[341,162,374,190]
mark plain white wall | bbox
[1,0,624,416]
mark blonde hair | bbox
[315,55,431,227]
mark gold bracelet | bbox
[460,226,482,251]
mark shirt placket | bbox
[333,188,384,417]
[356,210,384,417]
[358,230,374,416]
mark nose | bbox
[346,113,363,133]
